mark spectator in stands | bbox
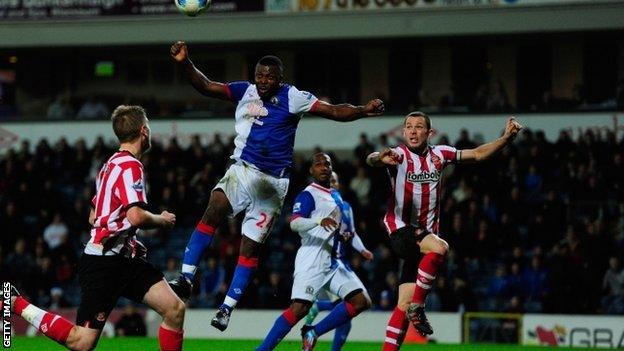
[257,272,290,309]
[602,256,624,314]
[349,166,371,207]
[115,304,147,336]
[43,213,69,251]
[164,257,181,282]
[49,287,71,309]
[486,80,510,112]
[354,133,375,163]
[201,257,226,306]
[522,255,548,312]
[47,94,75,119]
[76,96,109,119]
[485,265,509,311]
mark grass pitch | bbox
[10,337,593,350]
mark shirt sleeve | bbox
[292,191,315,219]
[288,86,319,115]
[343,201,356,233]
[438,145,459,165]
[226,81,251,102]
[116,162,148,208]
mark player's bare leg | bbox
[212,234,262,331]
[171,189,232,299]
[144,279,186,351]
[406,233,448,336]
[10,285,100,351]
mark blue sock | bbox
[313,302,356,337]
[221,256,258,311]
[332,321,351,351]
[317,300,336,311]
[256,310,297,351]
[181,223,215,280]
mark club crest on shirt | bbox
[431,154,443,171]
[270,96,280,105]
[96,312,106,322]
[132,179,144,191]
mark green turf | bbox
[9,337,595,350]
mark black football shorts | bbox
[76,253,163,329]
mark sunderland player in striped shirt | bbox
[168,41,384,331]
[9,106,185,351]
[367,111,522,349]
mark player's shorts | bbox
[215,161,289,243]
[390,226,427,285]
[291,262,368,302]
[76,253,163,329]
[398,254,424,285]
[317,289,341,303]
[389,225,430,259]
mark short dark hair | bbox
[403,111,431,130]
[257,55,284,75]
[111,105,147,143]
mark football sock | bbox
[383,307,409,351]
[221,255,258,311]
[413,252,445,305]
[13,296,73,345]
[181,222,215,280]
[158,325,184,351]
[317,300,336,311]
[331,320,351,351]
[256,308,299,351]
[312,301,359,337]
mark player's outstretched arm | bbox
[310,99,385,122]
[127,207,176,230]
[460,116,523,163]
[351,233,374,261]
[366,148,403,167]
[170,41,230,100]
[88,208,95,226]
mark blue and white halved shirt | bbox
[226,81,318,178]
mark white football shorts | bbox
[214,161,289,243]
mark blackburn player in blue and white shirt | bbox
[256,153,372,351]
[303,171,374,351]
[168,41,385,331]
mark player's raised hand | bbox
[170,41,189,63]
[361,249,374,261]
[363,99,385,116]
[379,148,403,166]
[504,116,523,140]
[161,210,176,229]
[320,217,338,232]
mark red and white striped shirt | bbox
[86,150,147,256]
[384,144,458,235]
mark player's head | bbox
[255,55,284,98]
[111,105,151,153]
[403,111,432,150]
[330,171,340,190]
[310,152,333,186]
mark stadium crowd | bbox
[1,126,623,315]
